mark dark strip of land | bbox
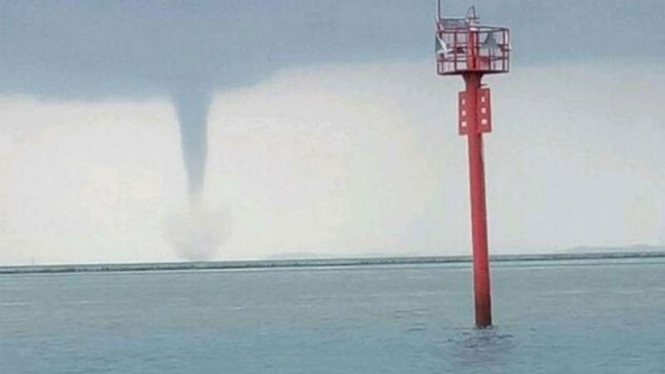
[1,251,664,275]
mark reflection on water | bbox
[424,327,517,372]
[454,327,514,365]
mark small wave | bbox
[1,301,29,307]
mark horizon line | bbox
[2,250,665,275]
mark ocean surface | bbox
[1,258,664,374]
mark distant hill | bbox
[564,244,665,254]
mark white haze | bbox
[1,61,663,265]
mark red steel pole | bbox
[463,72,492,328]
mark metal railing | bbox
[436,17,510,75]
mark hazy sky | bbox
[1,1,664,265]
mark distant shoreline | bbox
[1,251,664,275]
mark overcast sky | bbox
[1,1,664,265]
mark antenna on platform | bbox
[466,6,479,24]
[435,5,511,328]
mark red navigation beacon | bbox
[435,4,510,328]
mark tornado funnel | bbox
[172,87,212,205]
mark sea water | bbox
[1,259,664,373]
